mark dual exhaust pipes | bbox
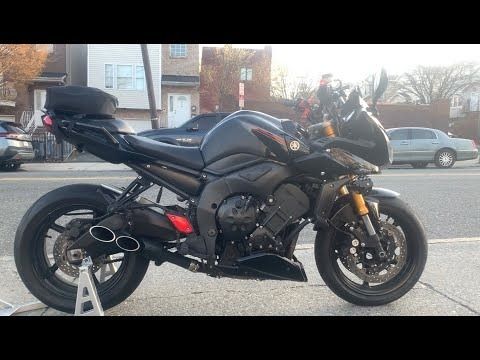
[89,225,141,252]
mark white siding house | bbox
[87,44,161,132]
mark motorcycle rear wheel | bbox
[14,184,150,314]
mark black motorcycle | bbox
[14,70,427,313]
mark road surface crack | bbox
[418,281,479,315]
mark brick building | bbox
[161,44,200,128]
[200,45,272,113]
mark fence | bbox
[31,133,75,162]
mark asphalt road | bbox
[1,160,479,315]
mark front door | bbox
[168,94,191,128]
[389,128,411,162]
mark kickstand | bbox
[75,257,104,316]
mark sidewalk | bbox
[3,241,480,316]
[22,162,132,172]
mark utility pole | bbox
[141,44,160,129]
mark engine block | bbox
[249,184,310,251]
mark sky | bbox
[202,44,480,84]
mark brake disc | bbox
[53,232,103,278]
[342,223,407,283]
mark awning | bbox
[161,75,199,87]
[32,72,67,83]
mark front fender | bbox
[328,187,399,227]
[368,187,400,199]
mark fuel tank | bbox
[200,110,307,166]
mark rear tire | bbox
[0,163,20,171]
[315,197,427,306]
[14,184,150,314]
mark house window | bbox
[135,65,145,90]
[116,65,134,89]
[105,64,114,89]
[389,129,409,141]
[170,44,187,58]
[240,68,252,81]
[451,95,462,107]
[411,129,437,140]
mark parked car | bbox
[386,127,478,168]
[138,112,231,146]
[0,121,34,171]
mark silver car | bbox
[386,127,478,168]
[0,121,35,171]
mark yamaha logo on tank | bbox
[289,140,300,151]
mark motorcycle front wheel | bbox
[315,196,428,306]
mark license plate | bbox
[23,141,29,147]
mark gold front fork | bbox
[350,191,369,216]
[338,184,369,216]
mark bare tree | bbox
[399,62,480,104]
[289,77,316,100]
[271,65,289,99]
[271,65,316,101]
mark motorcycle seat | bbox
[124,135,205,170]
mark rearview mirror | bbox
[372,68,388,105]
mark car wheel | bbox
[410,162,428,169]
[1,163,21,171]
[435,149,456,168]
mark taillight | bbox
[42,115,54,133]
[472,140,477,149]
[166,213,194,234]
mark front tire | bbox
[315,197,427,306]
[14,184,150,314]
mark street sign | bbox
[239,82,245,108]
